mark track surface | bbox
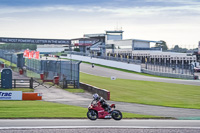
[80,63,200,86]
[0,119,200,133]
[0,119,200,128]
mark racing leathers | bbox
[96,97,112,112]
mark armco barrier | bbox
[80,82,110,100]
[22,93,42,100]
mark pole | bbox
[10,54,13,67]
[70,43,72,80]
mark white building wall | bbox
[132,51,196,61]
[37,45,66,53]
[107,39,132,49]
[133,41,150,48]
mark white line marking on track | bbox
[1,126,200,129]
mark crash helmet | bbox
[93,93,99,100]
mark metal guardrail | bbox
[0,79,33,89]
[12,79,33,88]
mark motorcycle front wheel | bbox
[87,110,98,120]
[112,110,122,120]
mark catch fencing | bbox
[141,62,198,79]
[0,50,81,88]
[142,62,194,75]
[25,59,81,88]
[0,50,18,65]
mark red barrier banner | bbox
[23,49,29,57]
[35,51,40,59]
[29,51,32,59]
[24,50,40,59]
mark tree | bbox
[172,45,188,53]
[174,45,179,51]
[0,43,37,50]
[155,40,168,51]
[74,48,80,52]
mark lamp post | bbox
[69,43,72,81]
[57,56,61,80]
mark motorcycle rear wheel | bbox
[87,110,98,120]
[112,110,122,120]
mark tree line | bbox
[0,43,37,50]
[156,40,197,53]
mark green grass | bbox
[55,52,62,56]
[26,70,40,79]
[0,58,16,67]
[0,101,87,118]
[80,72,200,109]
[0,88,34,92]
[64,89,85,93]
[0,101,162,119]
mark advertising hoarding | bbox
[0,37,71,44]
[0,91,22,100]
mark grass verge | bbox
[0,88,34,92]
[80,72,200,109]
[0,58,16,67]
[64,89,85,93]
[0,101,162,119]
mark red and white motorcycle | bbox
[87,100,122,120]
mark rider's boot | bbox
[108,106,112,113]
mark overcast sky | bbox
[0,0,200,48]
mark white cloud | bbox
[0,3,200,47]
[0,3,200,16]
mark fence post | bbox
[14,79,16,88]
[30,77,33,89]
[63,78,67,89]
[66,80,68,88]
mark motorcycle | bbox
[87,100,122,120]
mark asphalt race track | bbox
[45,57,200,86]
[0,119,200,133]
[80,63,200,86]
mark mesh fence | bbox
[25,59,81,87]
[0,50,81,88]
[142,62,194,75]
[0,50,18,64]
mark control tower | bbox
[83,30,124,55]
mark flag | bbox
[35,51,40,59]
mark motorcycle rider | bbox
[93,93,112,112]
